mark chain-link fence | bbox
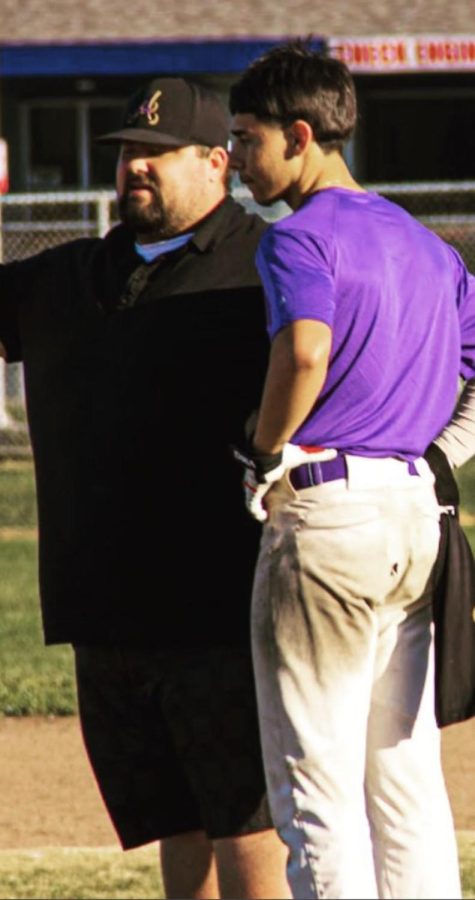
[0,181,474,466]
[367,181,475,272]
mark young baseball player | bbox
[229,40,475,899]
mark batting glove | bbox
[232,442,337,522]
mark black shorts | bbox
[74,645,273,849]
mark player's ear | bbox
[286,120,314,156]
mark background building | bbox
[0,0,474,190]
[0,0,475,452]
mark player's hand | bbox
[232,442,337,522]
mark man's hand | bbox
[232,442,337,522]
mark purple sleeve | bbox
[453,250,475,381]
[256,227,335,339]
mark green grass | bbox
[0,845,163,900]
[457,458,475,514]
[454,454,475,553]
[0,460,37,529]
[0,461,75,715]
[464,524,475,554]
[0,537,76,715]
[7,401,28,426]
[0,837,473,899]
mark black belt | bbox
[289,455,419,490]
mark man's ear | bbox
[285,119,314,155]
[208,146,229,181]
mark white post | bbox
[0,359,11,428]
[0,198,10,429]
[97,193,111,237]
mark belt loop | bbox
[307,462,324,486]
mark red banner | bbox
[329,36,475,73]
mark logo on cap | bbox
[128,89,162,126]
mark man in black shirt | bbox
[0,78,289,899]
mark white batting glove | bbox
[232,442,337,522]
[242,471,274,523]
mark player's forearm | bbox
[254,367,325,454]
[253,320,331,454]
[434,377,475,468]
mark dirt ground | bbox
[0,714,474,850]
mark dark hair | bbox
[229,39,357,153]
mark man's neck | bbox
[288,153,364,210]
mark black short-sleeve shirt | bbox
[0,196,269,647]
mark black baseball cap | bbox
[96,77,229,149]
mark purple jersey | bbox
[256,188,475,459]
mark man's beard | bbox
[118,176,175,238]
